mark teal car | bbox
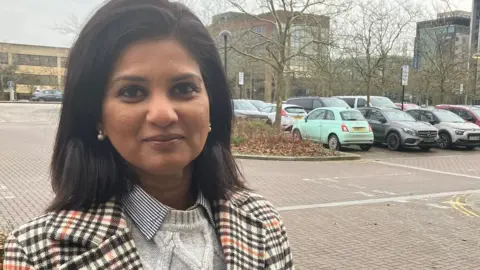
[292,107,374,151]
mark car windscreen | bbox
[434,110,465,122]
[233,100,259,111]
[285,106,306,114]
[370,97,396,108]
[322,98,349,107]
[384,110,415,121]
[249,100,266,109]
[340,110,365,121]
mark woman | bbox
[3,0,293,269]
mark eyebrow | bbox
[111,73,203,84]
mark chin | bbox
[143,155,194,176]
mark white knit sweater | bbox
[128,205,226,270]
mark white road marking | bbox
[353,191,376,197]
[393,200,410,203]
[320,178,339,183]
[277,189,480,212]
[374,161,480,180]
[0,184,6,190]
[372,190,397,195]
[347,184,367,189]
[327,184,346,190]
[426,203,450,209]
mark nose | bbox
[145,91,178,128]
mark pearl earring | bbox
[209,124,212,132]
[97,130,106,141]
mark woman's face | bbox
[102,38,210,177]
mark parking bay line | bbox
[277,189,480,212]
[374,160,480,180]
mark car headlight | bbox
[455,129,466,135]
[403,128,416,136]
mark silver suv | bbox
[359,107,439,151]
[407,108,480,150]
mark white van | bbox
[334,96,397,109]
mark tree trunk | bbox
[264,64,272,102]
[274,68,284,131]
[366,76,371,106]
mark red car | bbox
[395,103,420,111]
[435,105,480,127]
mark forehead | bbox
[111,38,201,78]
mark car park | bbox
[260,104,307,131]
[435,105,480,127]
[232,99,269,121]
[285,96,349,113]
[406,108,480,149]
[359,107,438,151]
[334,96,397,109]
[292,107,374,151]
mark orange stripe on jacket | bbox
[221,236,265,258]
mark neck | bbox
[136,166,195,210]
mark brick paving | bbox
[1,103,480,269]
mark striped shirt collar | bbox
[122,180,215,240]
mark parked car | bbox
[406,108,480,149]
[395,103,420,111]
[434,105,480,127]
[285,96,350,113]
[260,104,307,131]
[30,89,63,102]
[335,96,397,109]
[247,99,268,110]
[292,107,374,151]
[232,99,269,121]
[359,107,438,151]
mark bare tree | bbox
[341,0,417,105]
[222,0,349,130]
[53,15,82,36]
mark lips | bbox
[143,134,185,142]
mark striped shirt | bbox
[122,180,216,240]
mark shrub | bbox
[231,119,336,156]
[0,232,6,269]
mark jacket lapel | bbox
[45,199,143,269]
[214,192,266,269]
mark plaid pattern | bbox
[3,191,293,269]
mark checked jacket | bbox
[3,191,294,269]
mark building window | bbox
[17,74,58,86]
[0,52,8,65]
[13,54,58,67]
[60,57,68,68]
[253,25,266,35]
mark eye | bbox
[172,83,200,97]
[118,86,147,101]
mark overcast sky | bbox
[0,0,474,48]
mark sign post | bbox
[401,65,409,110]
[7,81,15,101]
[238,72,244,99]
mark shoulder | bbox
[228,191,282,223]
[7,213,52,246]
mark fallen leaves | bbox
[231,120,337,157]
[0,231,6,268]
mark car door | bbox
[304,109,325,142]
[320,110,335,143]
[369,110,387,142]
[260,105,275,123]
[356,98,367,109]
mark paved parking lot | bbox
[1,103,479,269]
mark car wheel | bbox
[359,144,372,151]
[328,134,341,151]
[419,146,431,151]
[292,129,302,141]
[386,132,401,151]
[438,132,451,149]
[38,98,45,102]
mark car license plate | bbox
[295,116,304,120]
[423,138,435,142]
[470,136,480,141]
[353,127,366,132]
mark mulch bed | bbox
[232,120,336,157]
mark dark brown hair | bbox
[48,0,244,211]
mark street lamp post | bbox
[219,30,232,76]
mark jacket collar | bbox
[45,192,266,269]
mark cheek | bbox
[102,101,142,144]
